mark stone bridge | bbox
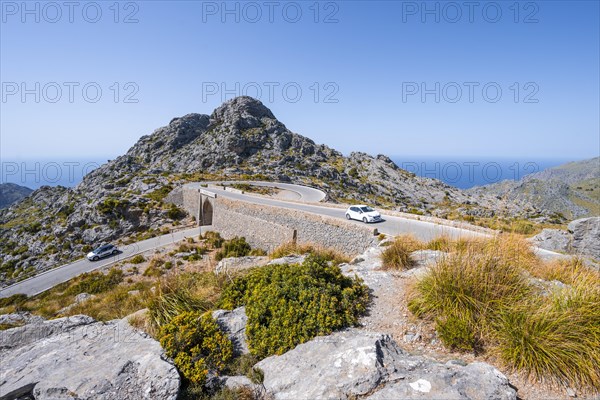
[168,183,377,256]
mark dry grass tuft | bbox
[408,234,600,392]
[380,235,424,270]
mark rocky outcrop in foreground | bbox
[255,329,516,400]
[0,315,180,400]
[530,216,600,259]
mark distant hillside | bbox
[0,183,33,209]
[0,97,541,285]
[469,157,600,219]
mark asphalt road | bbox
[0,181,562,298]
[0,227,202,298]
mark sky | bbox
[1,0,599,167]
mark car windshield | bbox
[360,206,374,212]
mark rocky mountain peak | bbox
[211,96,277,130]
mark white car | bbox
[345,205,382,223]
[87,244,119,261]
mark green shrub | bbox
[0,293,28,308]
[144,258,166,277]
[97,198,130,215]
[159,311,233,384]
[270,242,349,266]
[130,255,146,264]
[146,185,173,202]
[219,255,369,358]
[65,269,124,295]
[215,237,252,261]
[167,204,185,220]
[202,231,224,248]
[381,235,423,270]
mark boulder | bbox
[0,314,180,400]
[568,217,600,259]
[212,307,249,355]
[215,256,269,275]
[267,254,306,266]
[367,361,516,400]
[0,311,44,327]
[529,228,572,253]
[529,217,600,260]
[255,329,516,400]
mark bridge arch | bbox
[201,198,213,226]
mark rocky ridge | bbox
[0,183,33,209]
[470,157,600,219]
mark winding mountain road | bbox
[0,182,560,298]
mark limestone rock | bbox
[568,217,600,259]
[215,256,269,275]
[529,228,572,253]
[212,307,249,355]
[368,361,516,400]
[529,217,600,259]
[0,315,180,400]
[1,96,541,287]
[267,254,306,266]
[255,329,516,400]
[0,311,44,327]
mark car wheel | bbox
[363,217,368,223]
[346,213,351,220]
[92,256,99,261]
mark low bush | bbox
[143,257,166,277]
[67,282,151,321]
[381,235,423,270]
[146,184,173,202]
[219,255,369,358]
[167,204,185,220]
[215,237,252,261]
[65,268,124,295]
[130,255,146,264]
[159,311,233,385]
[0,293,28,308]
[203,231,224,249]
[270,242,350,265]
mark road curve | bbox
[0,181,561,298]
[187,183,488,241]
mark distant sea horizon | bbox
[389,156,575,189]
[0,156,579,190]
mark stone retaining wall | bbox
[212,197,376,255]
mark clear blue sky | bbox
[1,0,599,161]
